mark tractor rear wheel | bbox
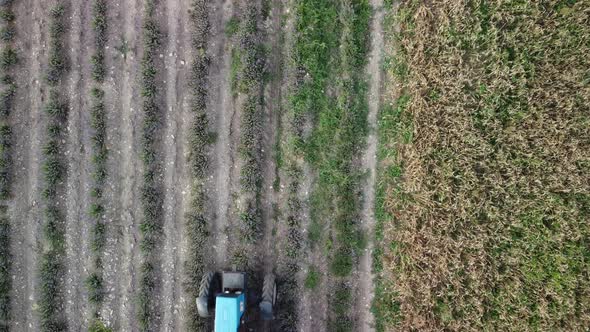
[196,271,219,318]
[260,273,276,320]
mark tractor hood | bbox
[214,293,246,332]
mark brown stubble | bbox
[381,1,590,331]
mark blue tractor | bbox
[196,271,277,331]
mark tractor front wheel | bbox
[196,271,219,318]
[260,273,276,320]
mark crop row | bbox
[289,0,337,329]
[291,0,371,330]
[0,0,15,329]
[235,5,266,260]
[137,1,163,330]
[184,0,211,330]
[85,0,109,329]
[275,169,303,332]
[272,6,305,329]
[39,4,69,331]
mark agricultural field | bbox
[375,0,590,331]
[0,0,588,331]
[0,0,384,331]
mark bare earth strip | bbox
[100,0,142,329]
[64,0,93,329]
[357,0,384,331]
[159,0,192,329]
[207,0,235,270]
[260,0,282,279]
[8,0,46,329]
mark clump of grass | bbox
[0,123,11,200]
[46,4,66,85]
[0,26,14,42]
[225,16,239,37]
[0,47,15,69]
[377,1,590,331]
[88,320,112,332]
[91,0,107,82]
[0,76,15,118]
[304,266,319,289]
[239,95,263,193]
[38,4,69,330]
[0,9,14,23]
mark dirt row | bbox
[357,0,385,330]
[9,0,48,330]
[205,0,234,276]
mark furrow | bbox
[7,0,46,329]
[160,0,192,329]
[357,0,384,331]
[64,0,92,328]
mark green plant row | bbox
[184,1,212,331]
[0,205,10,332]
[291,0,371,330]
[85,0,109,327]
[39,4,69,331]
[46,5,66,86]
[290,0,339,328]
[86,87,107,314]
[275,168,304,332]
[137,1,162,330]
[0,2,15,198]
[235,5,265,260]
[40,90,68,331]
[0,0,16,329]
[90,0,107,82]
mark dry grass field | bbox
[375,0,590,331]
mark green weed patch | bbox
[292,0,371,329]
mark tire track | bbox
[64,0,92,329]
[207,0,235,269]
[8,0,46,330]
[100,0,142,329]
[261,0,282,278]
[357,0,384,330]
[160,0,192,329]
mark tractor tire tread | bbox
[262,273,276,305]
[198,271,215,299]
